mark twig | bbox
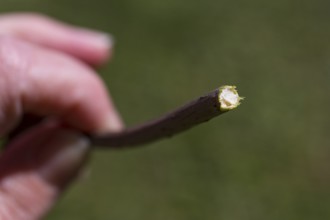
[90,85,242,149]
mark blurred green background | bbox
[1,0,330,219]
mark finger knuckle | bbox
[0,36,29,76]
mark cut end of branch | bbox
[218,85,243,111]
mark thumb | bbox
[0,121,90,220]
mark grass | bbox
[1,0,330,219]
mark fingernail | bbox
[38,130,90,188]
[92,32,114,49]
[75,28,115,50]
[96,113,124,135]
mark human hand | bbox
[0,13,123,219]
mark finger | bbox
[0,36,123,136]
[0,13,113,66]
[0,121,90,220]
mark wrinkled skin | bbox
[0,13,123,219]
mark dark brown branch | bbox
[90,86,241,149]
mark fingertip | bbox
[95,110,124,135]
[64,29,115,66]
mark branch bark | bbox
[91,86,242,149]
